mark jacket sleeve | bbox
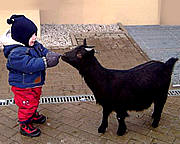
[34,41,49,56]
[41,44,49,56]
[8,48,46,73]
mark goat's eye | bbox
[77,53,82,59]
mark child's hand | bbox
[45,51,61,68]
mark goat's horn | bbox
[83,38,87,45]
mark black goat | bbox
[61,39,178,136]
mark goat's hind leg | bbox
[98,107,112,134]
[116,110,129,136]
[152,94,168,128]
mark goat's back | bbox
[111,60,170,89]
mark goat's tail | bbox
[165,57,178,72]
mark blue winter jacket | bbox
[3,41,49,88]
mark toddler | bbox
[3,15,61,137]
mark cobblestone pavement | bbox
[0,25,180,144]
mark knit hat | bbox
[7,15,37,46]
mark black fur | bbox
[61,39,178,136]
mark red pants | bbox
[11,86,42,123]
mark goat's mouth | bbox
[61,54,69,62]
[61,55,66,61]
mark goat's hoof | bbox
[98,126,106,134]
[117,129,126,136]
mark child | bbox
[3,15,61,137]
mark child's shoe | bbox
[31,111,46,124]
[20,123,41,137]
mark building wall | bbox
[0,0,40,36]
[0,0,160,25]
[39,0,160,25]
[0,0,37,10]
[0,0,179,26]
[160,0,180,25]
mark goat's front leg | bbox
[116,111,128,136]
[98,107,112,134]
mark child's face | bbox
[29,33,37,46]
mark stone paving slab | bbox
[0,25,180,143]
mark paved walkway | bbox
[0,25,180,144]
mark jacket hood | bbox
[3,44,22,58]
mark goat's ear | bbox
[85,46,95,51]
[85,48,93,51]
[83,38,87,46]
